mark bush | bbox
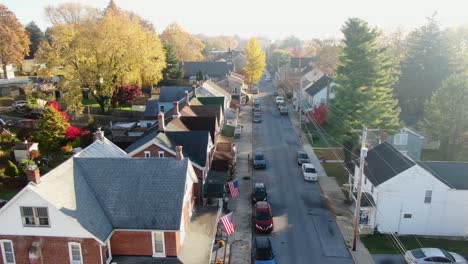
[5,160,19,177]
[0,150,10,163]
[61,144,73,154]
[19,159,36,174]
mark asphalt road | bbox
[252,80,353,264]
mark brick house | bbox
[0,135,200,263]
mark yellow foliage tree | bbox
[0,4,30,79]
[36,7,166,113]
[160,22,205,61]
[243,38,266,87]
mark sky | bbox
[2,0,467,40]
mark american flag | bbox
[228,179,240,198]
[220,212,235,236]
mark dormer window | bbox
[20,207,49,227]
[393,133,408,145]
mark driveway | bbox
[251,81,353,263]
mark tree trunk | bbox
[2,64,7,79]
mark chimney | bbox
[192,84,197,98]
[158,112,166,132]
[172,101,180,118]
[184,90,190,107]
[26,165,40,184]
[175,145,184,161]
[93,128,105,142]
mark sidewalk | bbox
[288,109,375,264]
[229,103,253,264]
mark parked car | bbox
[279,106,288,115]
[253,98,260,104]
[253,113,262,123]
[302,163,318,181]
[253,107,262,116]
[252,182,267,203]
[255,201,273,233]
[405,248,467,264]
[234,125,242,138]
[11,100,30,109]
[253,237,276,264]
[253,151,266,169]
[297,151,311,165]
[275,96,284,105]
[252,86,260,94]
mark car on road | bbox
[255,201,273,233]
[302,163,318,181]
[253,237,276,264]
[253,151,266,169]
[405,248,467,264]
[253,98,260,104]
[252,182,267,203]
[252,86,260,94]
[253,113,262,123]
[279,105,288,115]
[275,96,284,105]
[12,100,30,109]
[297,151,311,165]
[234,124,242,138]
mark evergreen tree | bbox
[5,160,19,178]
[34,106,69,153]
[162,44,183,82]
[328,18,401,163]
[396,15,450,123]
[196,69,204,81]
[25,21,44,59]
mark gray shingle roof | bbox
[75,158,191,230]
[154,131,210,167]
[181,62,232,78]
[305,75,333,96]
[159,86,193,102]
[144,99,159,117]
[418,162,468,190]
[75,138,129,158]
[124,129,158,154]
[361,142,416,186]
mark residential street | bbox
[252,81,353,263]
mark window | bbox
[152,232,165,257]
[20,207,49,227]
[403,214,412,219]
[68,242,82,264]
[393,133,408,145]
[1,240,15,264]
[159,105,165,113]
[158,151,164,158]
[424,190,432,204]
[144,151,151,158]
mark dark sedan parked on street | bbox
[253,151,266,169]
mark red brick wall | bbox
[110,231,152,256]
[132,144,174,158]
[163,232,179,257]
[0,235,103,264]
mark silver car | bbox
[405,248,467,264]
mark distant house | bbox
[303,75,336,111]
[217,73,246,100]
[181,61,233,81]
[386,127,425,160]
[0,133,218,263]
[354,142,468,237]
[196,80,232,110]
[13,141,39,162]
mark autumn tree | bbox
[243,38,266,87]
[111,84,141,107]
[0,4,30,78]
[56,79,84,117]
[267,49,290,73]
[36,4,166,113]
[160,23,205,61]
[421,75,468,160]
[313,39,342,76]
[202,35,239,56]
[44,2,99,24]
[34,106,69,153]
[311,104,328,126]
[25,21,44,59]
[396,15,450,123]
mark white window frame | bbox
[151,232,166,257]
[424,190,432,204]
[393,133,408,145]
[1,240,15,264]
[68,242,83,264]
[144,151,151,158]
[105,239,112,264]
[20,206,50,227]
[158,151,165,158]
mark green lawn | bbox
[303,123,341,148]
[322,162,349,186]
[314,148,345,160]
[81,99,99,107]
[362,234,468,254]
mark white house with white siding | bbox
[354,142,468,237]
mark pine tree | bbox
[25,21,44,59]
[162,44,183,82]
[396,15,450,123]
[328,18,401,161]
[34,106,69,153]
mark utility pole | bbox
[298,75,303,129]
[351,126,379,251]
